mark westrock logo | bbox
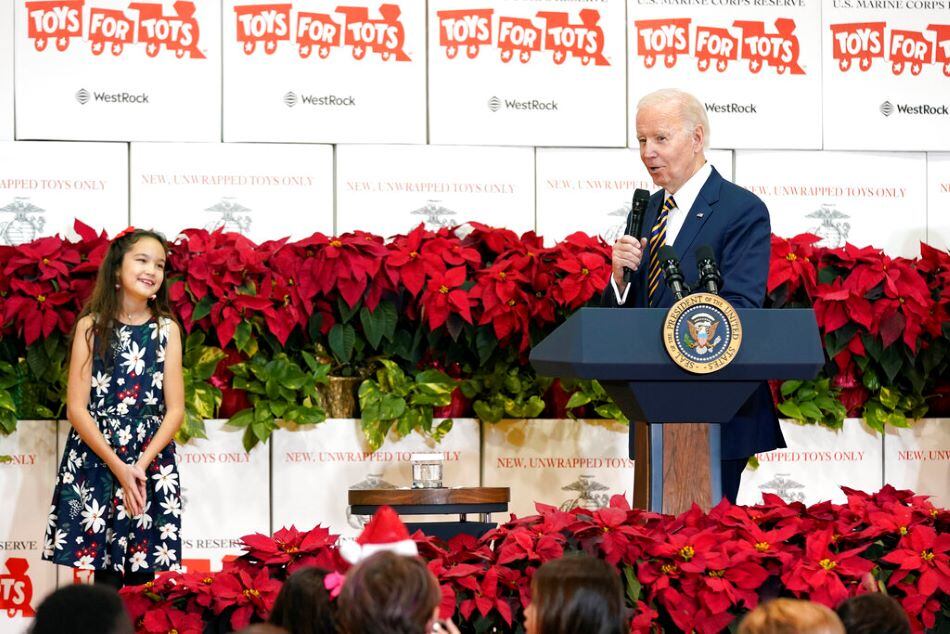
[234,3,410,61]
[287,93,357,107]
[487,96,558,112]
[76,88,150,104]
[634,17,804,74]
[437,8,609,66]
[879,100,950,117]
[25,0,206,58]
[831,22,950,76]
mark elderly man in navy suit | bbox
[603,88,784,503]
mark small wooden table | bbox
[348,487,510,540]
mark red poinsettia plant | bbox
[2,222,947,440]
[0,220,108,346]
[120,486,948,633]
[0,221,111,422]
[121,524,346,632]
[767,235,950,430]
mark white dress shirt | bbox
[611,162,713,304]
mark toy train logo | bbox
[436,8,609,66]
[634,17,804,75]
[0,558,34,618]
[233,3,410,61]
[830,22,950,77]
[25,0,205,58]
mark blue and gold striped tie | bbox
[647,196,676,306]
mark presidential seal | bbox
[662,292,742,374]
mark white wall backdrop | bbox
[176,420,270,574]
[482,418,634,519]
[0,0,12,141]
[735,150,928,258]
[129,142,334,242]
[628,0,823,150]
[0,421,57,634]
[0,141,128,244]
[823,3,950,151]
[271,419,481,538]
[429,0,627,147]
[737,419,885,507]
[335,144,536,237]
[2,1,946,249]
[15,0,221,141]
[929,153,950,249]
[223,1,427,143]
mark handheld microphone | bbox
[658,245,688,301]
[622,188,651,285]
[695,245,722,295]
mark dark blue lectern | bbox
[530,307,824,513]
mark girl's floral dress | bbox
[43,317,181,574]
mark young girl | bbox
[43,228,184,589]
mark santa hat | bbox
[339,506,418,564]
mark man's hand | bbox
[612,236,649,287]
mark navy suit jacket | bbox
[602,166,784,460]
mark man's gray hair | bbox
[637,89,711,149]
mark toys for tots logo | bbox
[436,8,609,66]
[25,0,206,58]
[0,558,34,618]
[830,22,950,77]
[234,3,410,61]
[635,17,804,74]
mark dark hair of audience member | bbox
[337,551,441,634]
[29,583,133,634]
[236,624,289,634]
[836,593,911,634]
[268,566,337,634]
[525,554,625,634]
[738,598,845,634]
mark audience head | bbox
[337,551,441,634]
[836,593,911,634]
[236,625,289,634]
[268,566,336,634]
[738,599,845,634]
[524,554,625,634]
[30,583,133,634]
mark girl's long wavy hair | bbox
[72,229,178,364]
[531,554,626,634]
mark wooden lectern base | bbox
[632,421,714,515]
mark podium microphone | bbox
[658,245,688,301]
[695,245,722,295]
[622,188,651,285]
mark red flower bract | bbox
[420,266,473,330]
[210,567,281,631]
[781,528,874,607]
